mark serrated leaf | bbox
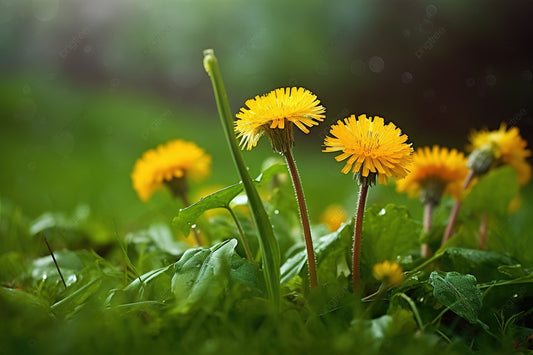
[463,166,518,216]
[429,271,487,328]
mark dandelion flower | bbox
[235,86,326,288]
[324,113,412,292]
[131,139,211,202]
[235,87,325,153]
[323,114,413,185]
[320,204,348,232]
[396,145,470,203]
[372,260,405,287]
[468,124,531,185]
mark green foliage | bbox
[462,167,519,216]
[361,204,421,278]
[429,271,487,328]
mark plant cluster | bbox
[1,51,532,354]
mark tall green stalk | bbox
[203,49,280,307]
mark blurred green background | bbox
[1,0,532,233]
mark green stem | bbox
[353,183,369,293]
[203,49,280,307]
[226,206,254,262]
[396,293,424,330]
[284,149,317,289]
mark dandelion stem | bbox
[42,233,67,289]
[442,170,475,245]
[479,212,489,250]
[353,183,369,293]
[226,207,254,262]
[421,201,433,258]
[283,149,317,289]
[203,49,280,307]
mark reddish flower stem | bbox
[421,201,433,258]
[442,170,475,245]
[353,183,369,293]
[478,213,489,250]
[284,149,318,289]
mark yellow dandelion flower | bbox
[320,204,348,232]
[468,124,531,185]
[372,260,405,287]
[131,139,211,201]
[396,145,470,202]
[323,114,413,185]
[235,87,325,152]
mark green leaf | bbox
[50,279,102,316]
[172,183,243,236]
[106,264,175,306]
[125,223,188,273]
[280,221,353,284]
[438,247,520,283]
[462,166,519,216]
[171,239,263,313]
[361,204,421,278]
[429,271,487,328]
[172,163,288,237]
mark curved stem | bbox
[421,201,434,258]
[226,206,254,262]
[353,183,369,293]
[203,50,280,307]
[284,149,317,289]
[442,170,475,245]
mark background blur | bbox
[1,0,532,232]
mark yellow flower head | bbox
[323,114,413,185]
[320,204,348,232]
[396,145,470,202]
[235,87,325,152]
[372,260,405,287]
[468,124,531,185]
[131,139,211,201]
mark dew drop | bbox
[426,4,438,18]
[401,72,413,84]
[378,208,386,216]
[191,224,197,229]
[368,56,385,73]
[274,209,280,215]
[513,293,519,298]
[485,74,496,86]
